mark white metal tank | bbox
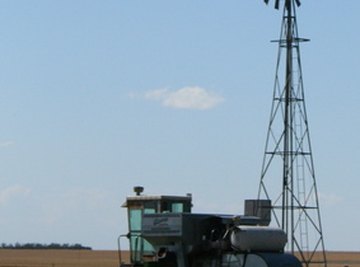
[230,226,287,252]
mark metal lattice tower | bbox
[257,1,327,267]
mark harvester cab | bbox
[118,186,192,266]
[118,187,301,267]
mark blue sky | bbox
[0,1,359,251]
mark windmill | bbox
[257,1,327,267]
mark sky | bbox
[0,0,359,251]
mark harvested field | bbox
[0,249,128,267]
[326,252,360,267]
[0,250,358,267]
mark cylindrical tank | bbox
[230,226,287,252]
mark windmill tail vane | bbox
[263,0,301,10]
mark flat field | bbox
[0,249,127,267]
[0,250,358,267]
[325,252,360,267]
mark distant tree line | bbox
[0,243,92,250]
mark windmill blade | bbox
[264,0,301,10]
[264,0,281,10]
[274,0,280,9]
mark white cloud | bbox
[144,86,224,110]
[0,185,31,206]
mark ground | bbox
[0,250,358,267]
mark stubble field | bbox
[0,250,126,267]
[0,250,358,267]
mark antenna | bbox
[258,1,327,267]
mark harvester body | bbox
[118,188,301,267]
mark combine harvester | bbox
[118,186,300,267]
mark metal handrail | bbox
[117,232,144,267]
[117,234,129,267]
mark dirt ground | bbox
[0,249,124,267]
[0,250,358,267]
[325,252,360,267]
